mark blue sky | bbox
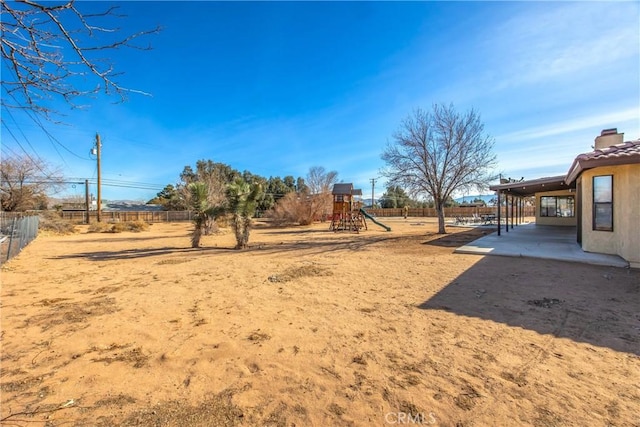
[2,1,639,202]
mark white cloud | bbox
[496,107,640,143]
[485,3,640,89]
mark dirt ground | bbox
[1,218,639,427]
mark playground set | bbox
[329,183,391,232]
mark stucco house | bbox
[490,129,640,268]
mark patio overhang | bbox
[489,175,574,198]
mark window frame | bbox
[539,195,575,218]
[592,175,613,231]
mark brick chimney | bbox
[594,128,624,150]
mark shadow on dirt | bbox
[51,224,492,261]
[259,227,331,235]
[67,235,186,244]
[422,228,494,248]
[418,255,640,355]
[48,234,401,261]
[48,246,231,261]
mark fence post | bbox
[5,217,17,260]
[20,217,27,249]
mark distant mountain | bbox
[453,194,495,205]
[361,195,496,207]
[104,201,163,211]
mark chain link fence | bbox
[1,213,39,265]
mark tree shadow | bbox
[422,228,495,247]
[246,234,396,256]
[65,235,184,244]
[48,233,400,261]
[48,246,234,261]
[417,256,640,356]
[260,228,331,235]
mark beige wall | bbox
[535,190,577,226]
[580,164,640,268]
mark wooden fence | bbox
[366,206,536,218]
[58,205,536,224]
[60,210,193,223]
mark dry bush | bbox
[214,215,228,228]
[266,193,311,226]
[87,222,112,233]
[88,220,150,233]
[268,264,333,283]
[38,211,77,235]
[314,192,333,221]
[201,216,224,235]
[267,192,332,226]
[124,220,150,232]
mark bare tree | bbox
[382,104,497,233]
[1,0,160,117]
[267,167,339,225]
[1,154,64,211]
[306,166,338,195]
[306,166,338,222]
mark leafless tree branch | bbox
[1,0,161,118]
[382,104,497,233]
[306,166,338,195]
[1,153,65,211]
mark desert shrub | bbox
[110,222,129,233]
[200,217,219,235]
[214,215,228,228]
[38,211,77,234]
[87,222,113,233]
[266,192,331,226]
[88,220,150,233]
[266,193,309,226]
[124,220,150,232]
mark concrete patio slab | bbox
[455,223,629,268]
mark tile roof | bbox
[579,140,640,161]
[565,140,640,184]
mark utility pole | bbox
[95,133,102,222]
[85,179,90,225]
[370,178,377,208]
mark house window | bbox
[540,196,575,217]
[593,175,613,231]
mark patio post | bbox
[497,191,501,236]
[505,193,509,233]
[510,194,514,230]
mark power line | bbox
[0,119,51,178]
[1,143,21,157]
[18,179,164,192]
[2,107,52,166]
[99,178,169,186]
[3,92,92,161]
[67,176,168,189]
